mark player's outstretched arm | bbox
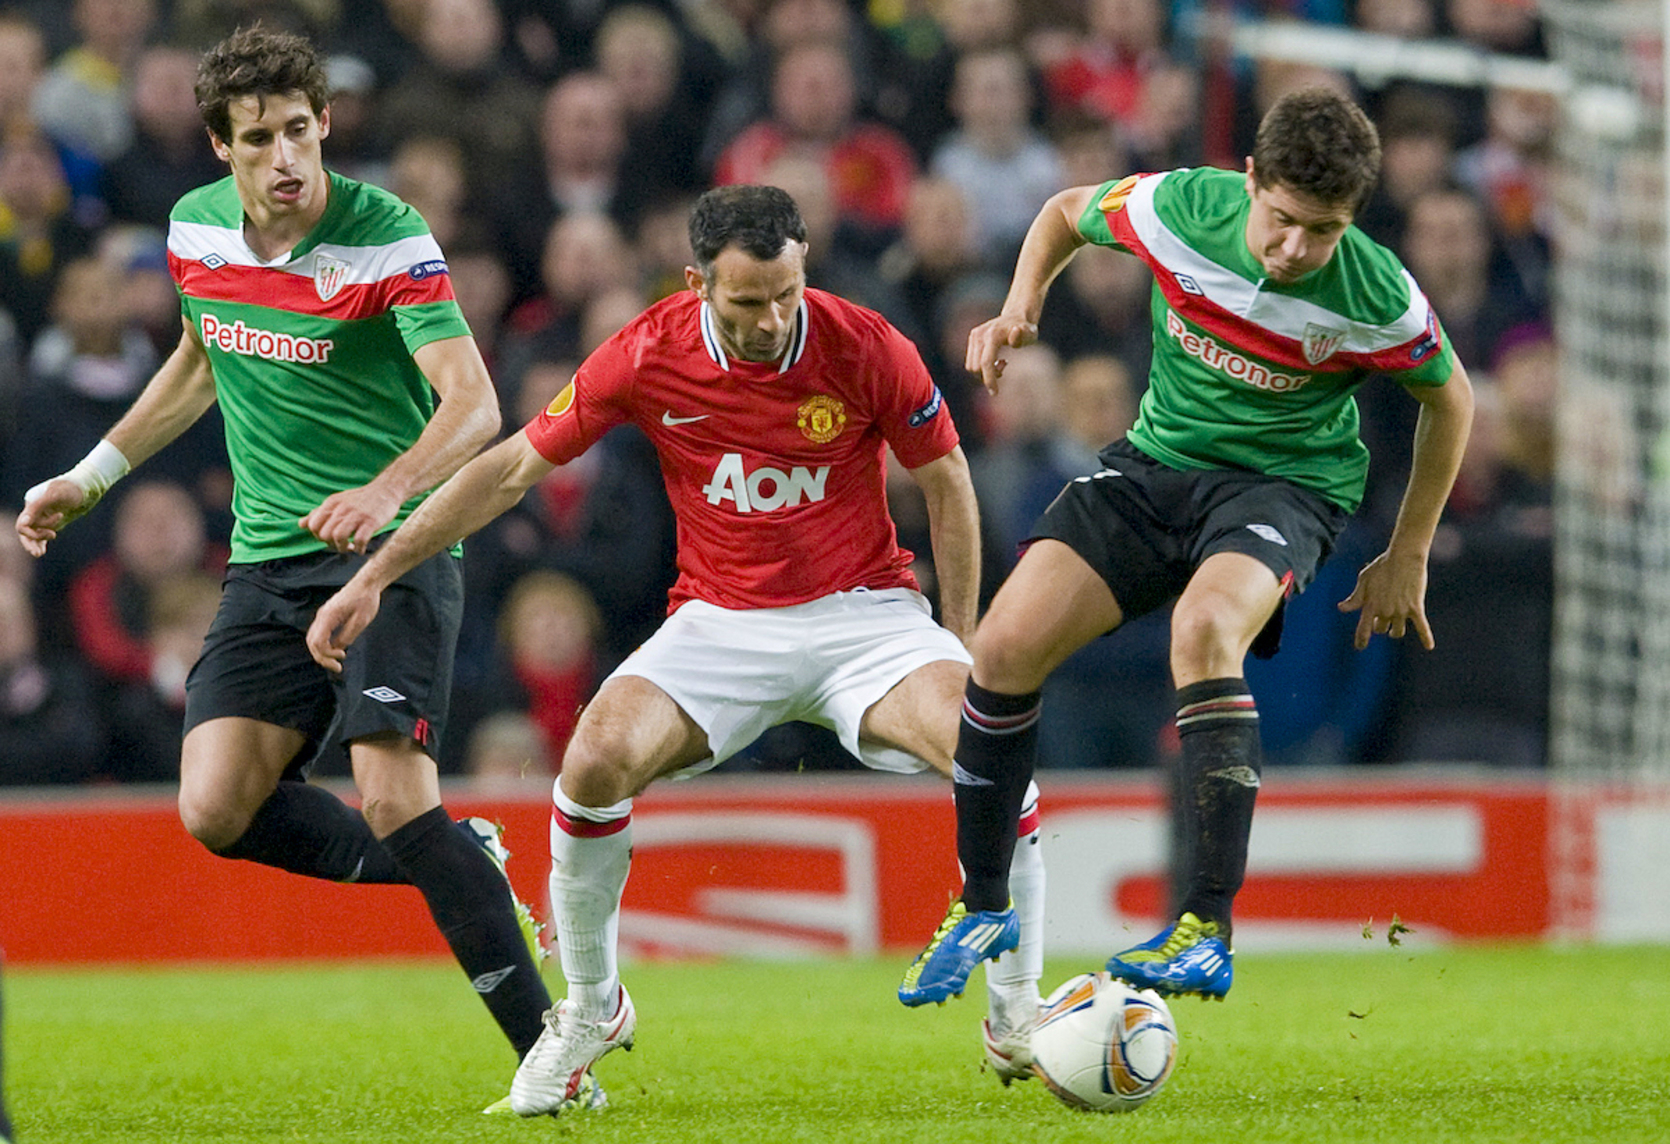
[908,446,980,645]
[16,318,217,557]
[965,184,1097,393]
[300,334,501,554]
[306,429,556,672]
[1340,361,1475,650]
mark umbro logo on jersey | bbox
[1174,273,1204,295]
[363,686,407,703]
[1246,523,1288,546]
[201,253,227,270]
[662,411,710,426]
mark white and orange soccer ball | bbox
[1029,971,1179,1112]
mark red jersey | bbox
[524,288,958,612]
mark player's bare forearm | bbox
[351,430,553,597]
[302,337,502,551]
[1002,185,1096,325]
[310,431,553,668]
[366,335,501,506]
[16,323,217,556]
[911,447,980,644]
[1387,362,1475,563]
[104,321,220,468]
[967,185,1095,389]
[1340,362,1474,650]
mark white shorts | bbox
[608,586,971,774]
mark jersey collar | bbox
[699,297,809,373]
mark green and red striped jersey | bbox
[1078,167,1458,512]
[167,171,471,561]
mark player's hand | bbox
[306,581,381,673]
[1338,551,1433,651]
[965,314,1039,394]
[300,485,402,555]
[15,477,95,557]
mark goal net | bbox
[1543,0,1664,781]
[1541,0,1670,938]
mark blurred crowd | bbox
[0,0,1554,785]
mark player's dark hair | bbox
[195,25,330,145]
[688,185,808,277]
[1251,87,1382,213]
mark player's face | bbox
[211,92,331,227]
[1242,160,1354,284]
[689,242,809,363]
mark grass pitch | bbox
[9,945,1670,1143]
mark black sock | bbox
[954,680,1041,913]
[382,807,552,1058]
[1172,679,1261,933]
[214,781,406,883]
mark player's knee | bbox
[970,624,1050,694]
[1169,605,1243,679]
[558,736,640,807]
[177,788,251,853]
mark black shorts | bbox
[183,547,463,773]
[1030,439,1349,653]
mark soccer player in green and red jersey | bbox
[15,27,554,1106]
[901,88,1474,1030]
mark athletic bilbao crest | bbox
[314,254,350,302]
[1301,322,1346,365]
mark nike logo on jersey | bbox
[662,411,710,426]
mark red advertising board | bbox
[0,772,1552,965]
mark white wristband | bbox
[26,439,131,506]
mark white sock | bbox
[987,779,1044,1034]
[550,784,634,1021]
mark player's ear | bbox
[207,127,230,163]
[684,265,708,299]
[1244,157,1257,196]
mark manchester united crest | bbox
[315,254,350,302]
[797,394,846,443]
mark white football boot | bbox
[509,986,637,1117]
[982,1007,1040,1086]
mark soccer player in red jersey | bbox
[306,185,1047,1114]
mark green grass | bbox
[8,946,1670,1143]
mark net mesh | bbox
[1542,0,1668,938]
[1544,0,1668,782]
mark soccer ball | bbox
[1029,971,1178,1112]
